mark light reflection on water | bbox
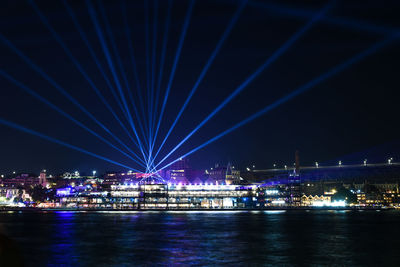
[0,210,399,266]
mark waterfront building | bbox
[0,173,40,187]
[0,187,32,204]
[39,170,47,187]
[165,158,191,184]
[208,163,241,185]
[56,183,257,210]
[258,185,288,207]
[301,195,331,206]
[102,172,139,185]
[287,151,302,205]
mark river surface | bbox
[0,210,399,266]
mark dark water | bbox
[0,210,400,266]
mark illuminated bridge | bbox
[244,162,400,184]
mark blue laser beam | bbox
[155,33,399,173]
[121,0,148,134]
[154,1,334,168]
[86,0,146,161]
[151,0,195,163]
[0,117,142,172]
[97,0,149,149]
[150,0,247,165]
[146,0,160,168]
[149,0,159,148]
[86,0,148,163]
[0,33,145,165]
[144,0,152,150]
[149,0,173,156]
[0,70,146,168]
[144,1,152,163]
[62,0,139,149]
[36,0,140,155]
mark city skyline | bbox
[1,1,399,174]
[1,2,400,266]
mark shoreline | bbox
[0,206,396,212]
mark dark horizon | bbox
[1,0,399,174]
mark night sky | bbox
[1,0,399,175]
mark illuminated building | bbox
[208,163,240,185]
[0,187,32,205]
[56,183,257,209]
[0,173,40,187]
[225,162,241,185]
[102,172,139,185]
[301,195,331,206]
[165,157,190,184]
[287,150,301,205]
[257,185,288,207]
[354,182,400,207]
[63,172,81,179]
[39,170,47,187]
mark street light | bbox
[284,165,287,170]
[363,159,367,166]
[92,170,97,177]
[339,160,342,166]
[315,162,319,168]
[246,167,251,172]
[12,171,16,174]
[273,164,276,168]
